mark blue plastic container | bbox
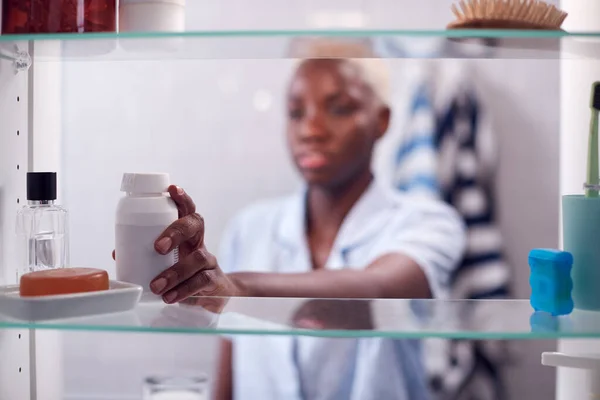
[529,249,574,316]
[529,311,560,333]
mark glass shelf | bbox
[0,29,599,61]
[1,297,600,339]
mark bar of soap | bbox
[20,268,109,297]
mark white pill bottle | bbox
[115,173,178,292]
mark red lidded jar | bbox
[2,0,117,34]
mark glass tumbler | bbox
[143,376,208,400]
[562,194,600,311]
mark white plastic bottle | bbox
[119,0,186,33]
[119,0,186,53]
[115,173,178,293]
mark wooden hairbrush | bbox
[448,0,568,30]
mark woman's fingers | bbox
[154,213,204,255]
[150,247,217,296]
[168,185,196,217]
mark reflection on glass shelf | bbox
[2,297,600,339]
[0,30,599,60]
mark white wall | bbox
[60,1,560,399]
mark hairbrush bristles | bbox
[592,82,600,111]
[448,0,568,30]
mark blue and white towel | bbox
[391,62,511,400]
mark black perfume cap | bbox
[27,172,57,201]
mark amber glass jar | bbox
[2,0,116,34]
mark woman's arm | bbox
[229,253,432,299]
[149,186,464,303]
[213,339,233,400]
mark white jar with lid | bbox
[115,173,178,293]
[119,0,186,32]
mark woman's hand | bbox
[149,185,243,304]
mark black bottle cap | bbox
[27,172,57,201]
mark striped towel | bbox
[393,82,440,199]
[393,68,511,400]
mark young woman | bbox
[149,55,466,400]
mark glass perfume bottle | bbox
[16,172,69,281]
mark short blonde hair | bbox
[288,38,391,106]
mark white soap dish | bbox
[0,280,142,321]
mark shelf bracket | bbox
[0,44,32,73]
[543,352,600,399]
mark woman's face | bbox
[286,59,390,189]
